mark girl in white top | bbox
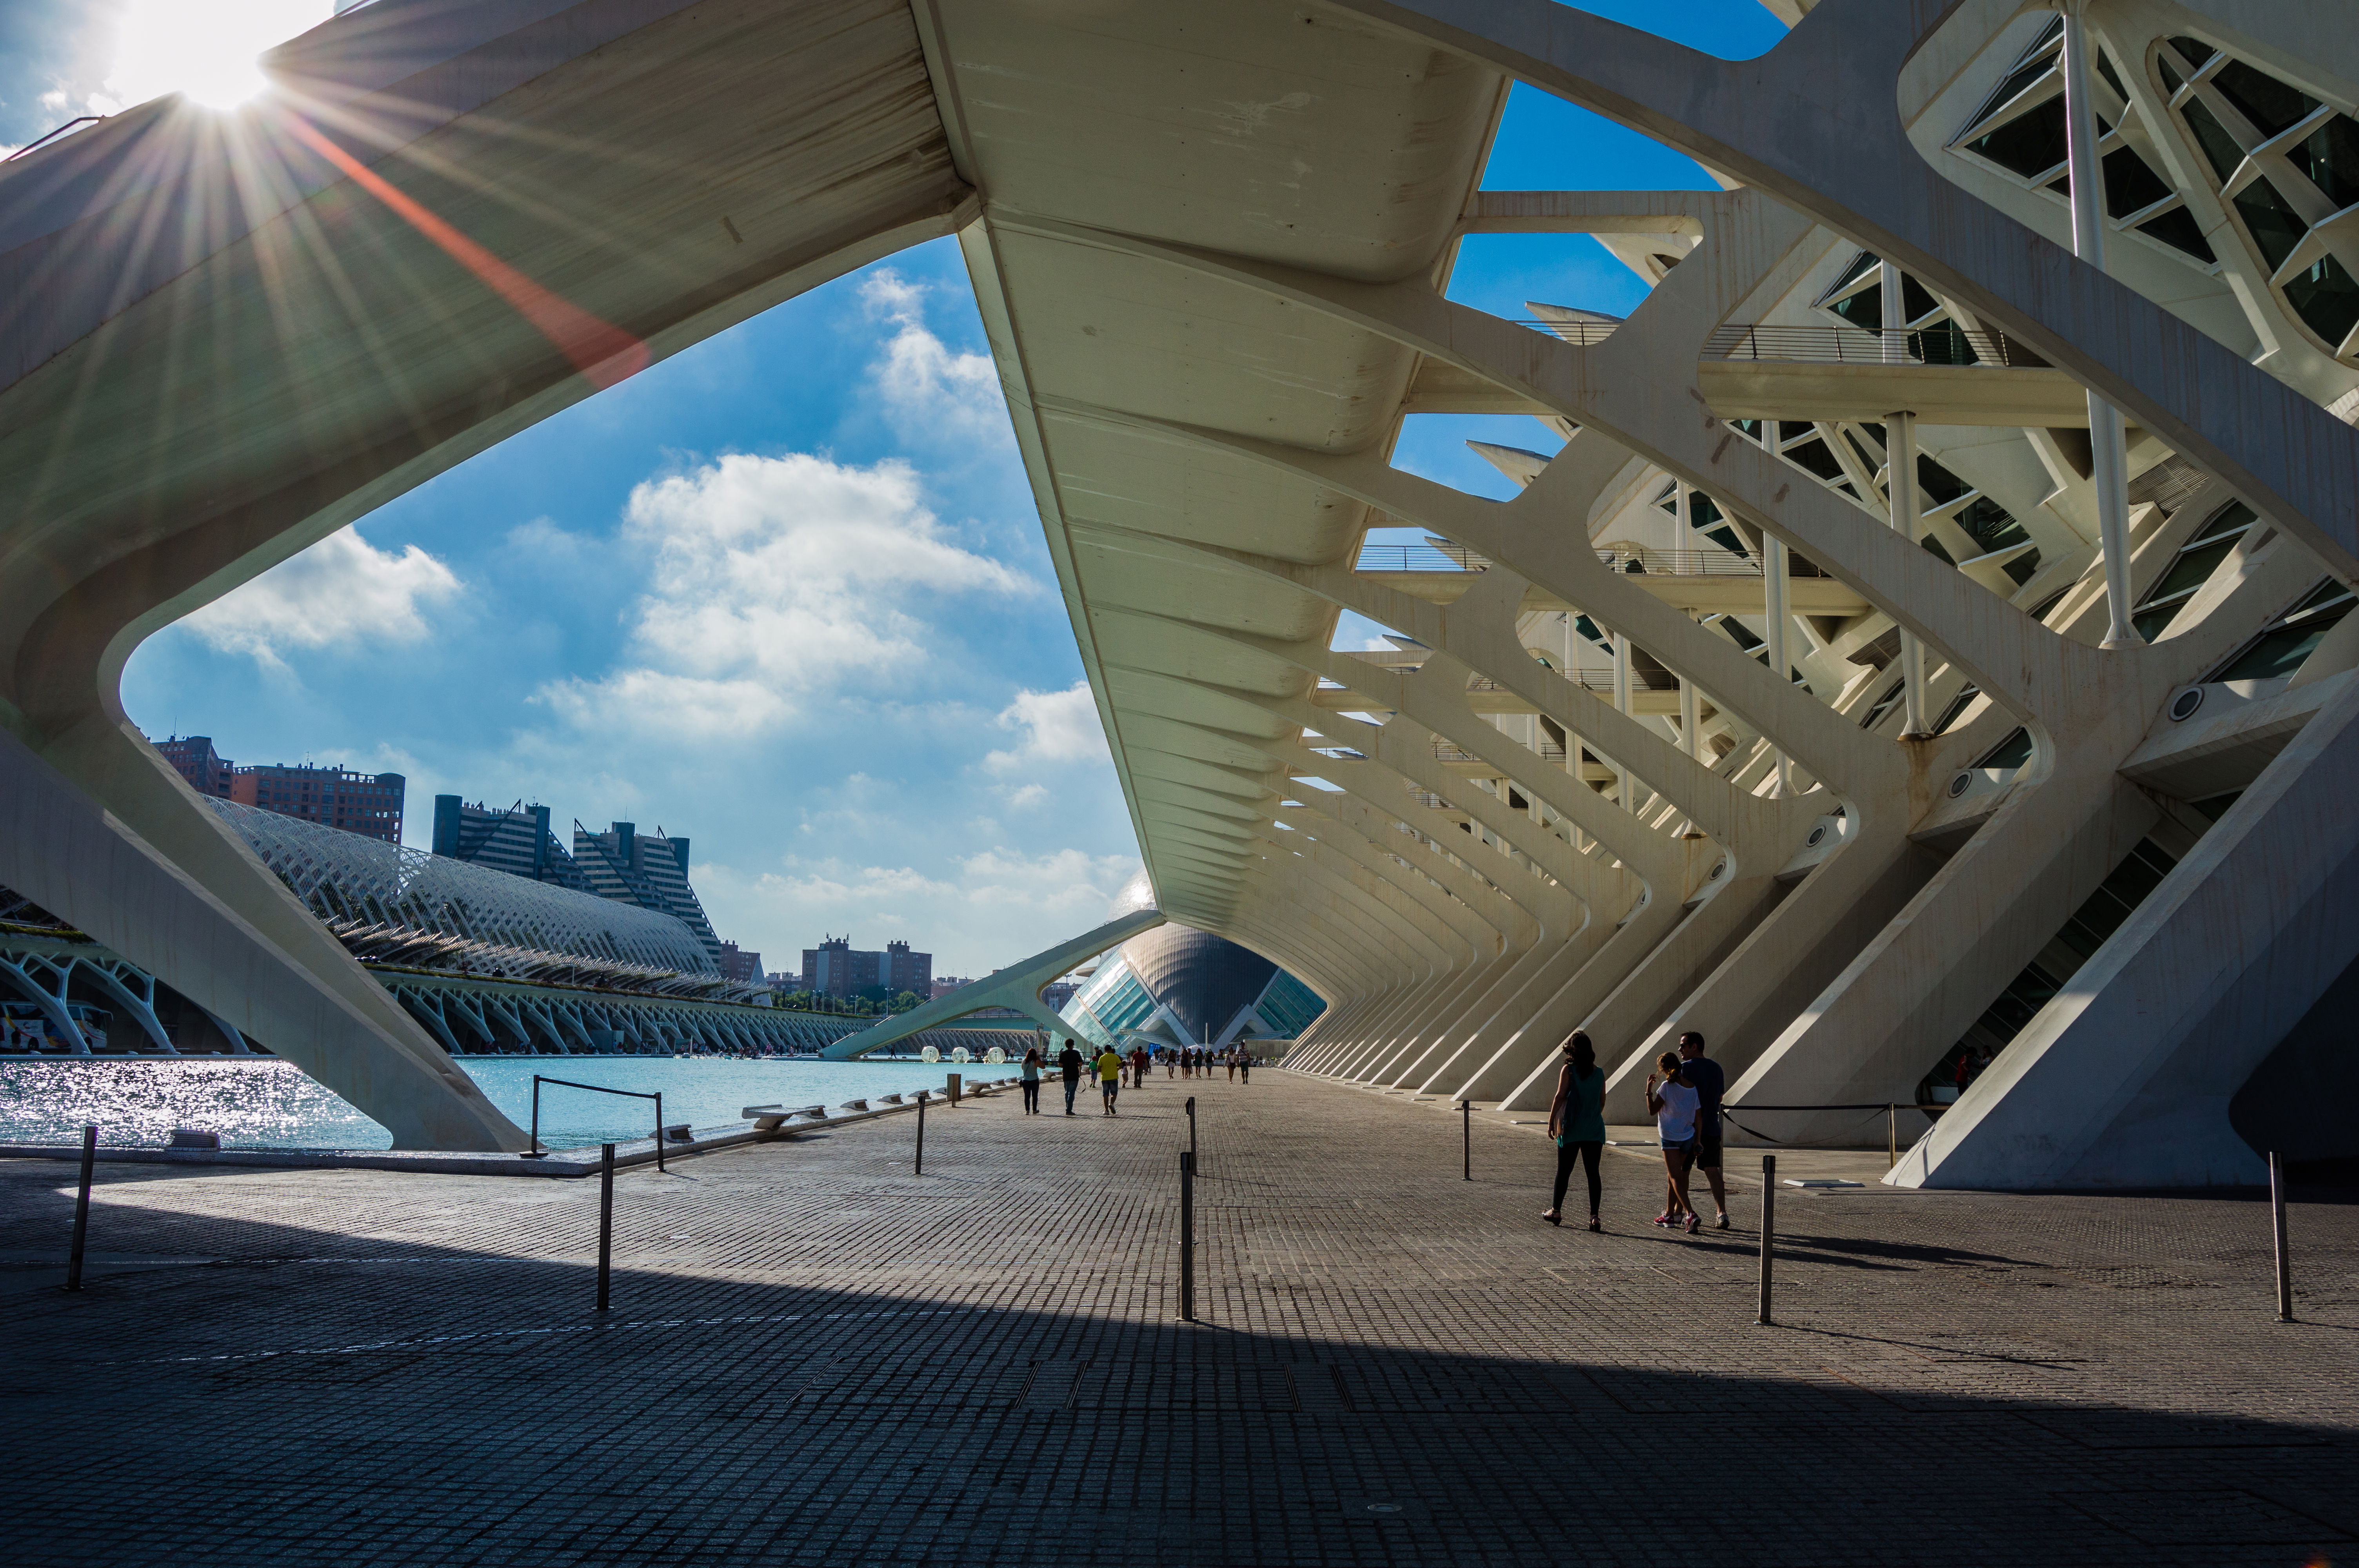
[1644,1049,1702,1234]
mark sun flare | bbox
[105,0,333,113]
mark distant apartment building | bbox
[574,820,723,965]
[1040,980,1078,1013]
[154,735,235,798]
[430,797,587,890]
[803,936,932,1000]
[716,942,764,985]
[233,762,405,844]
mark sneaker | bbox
[1652,1212,1676,1229]
[1683,1214,1700,1234]
[1714,1212,1730,1230]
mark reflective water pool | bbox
[0,1056,989,1151]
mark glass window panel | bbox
[2135,205,2217,263]
[2155,48,2185,97]
[1911,320,1980,365]
[2215,598,2354,681]
[2167,35,2215,69]
[1780,438,1845,483]
[2102,146,2173,217]
[1776,421,1817,445]
[2230,175,2308,270]
[2180,97,2246,185]
[2210,60,2318,140]
[1900,275,1941,322]
[1916,456,1972,506]
[1861,679,1906,730]
[1932,682,1981,734]
[2284,252,2359,353]
[2097,52,2128,102]
[1966,96,2069,179]
[2143,534,2243,610]
[1979,727,2034,770]
[1825,283,1881,332]
[2292,114,2359,210]
[1690,492,1724,529]
[1922,534,1957,565]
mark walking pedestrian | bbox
[1058,1039,1084,1115]
[1676,1031,1729,1228]
[1165,1049,1176,1081]
[1020,1046,1043,1115]
[1645,1050,1701,1234]
[1130,1044,1150,1088]
[1543,1030,1607,1231]
[1096,1045,1124,1114]
[1238,1051,1250,1085]
[1225,1048,1237,1083]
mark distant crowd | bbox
[1012,1041,1254,1114]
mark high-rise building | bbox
[716,942,763,985]
[574,820,722,965]
[802,936,932,1000]
[153,735,234,798]
[430,797,587,891]
[229,762,405,844]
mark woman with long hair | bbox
[1019,1046,1043,1115]
[1543,1030,1607,1230]
[1646,1049,1702,1234]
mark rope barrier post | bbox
[528,1076,543,1158]
[1186,1096,1196,1170]
[654,1091,666,1174]
[1178,1150,1196,1322]
[915,1091,926,1177]
[1887,1103,1897,1171]
[1461,1099,1472,1180]
[1754,1154,1776,1326]
[596,1142,615,1312]
[64,1125,96,1292]
[2271,1151,2294,1323]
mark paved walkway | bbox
[5,1070,2355,1565]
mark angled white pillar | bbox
[2059,0,2137,649]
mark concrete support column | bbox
[2060,0,2137,649]
[1762,534,1793,796]
[1610,630,1634,810]
[1884,406,1930,736]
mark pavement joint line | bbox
[134,1305,978,1366]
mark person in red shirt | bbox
[1129,1045,1150,1087]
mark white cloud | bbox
[696,844,1144,976]
[860,268,1009,440]
[182,525,461,667]
[535,452,1030,739]
[985,681,1109,773]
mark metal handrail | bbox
[5,116,105,162]
[1704,322,2045,368]
[530,1074,667,1171]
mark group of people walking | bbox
[1012,1039,1253,1116]
[1542,1028,1728,1235]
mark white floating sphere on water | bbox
[985,1046,1007,1064]
[951,1046,972,1063]
[920,1045,940,1063]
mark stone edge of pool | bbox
[0,1078,1021,1178]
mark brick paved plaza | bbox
[4,1070,2355,1566]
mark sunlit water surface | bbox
[0,1057,998,1150]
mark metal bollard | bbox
[1461,1099,1472,1180]
[1178,1150,1196,1322]
[65,1125,96,1292]
[596,1142,616,1313]
[1186,1096,1197,1170]
[1886,1103,1897,1171]
[915,1091,927,1177]
[2271,1151,2293,1323]
[654,1091,666,1174]
[1755,1154,1776,1327]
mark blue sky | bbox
[8,1,1783,976]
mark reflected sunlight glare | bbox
[106,0,332,113]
